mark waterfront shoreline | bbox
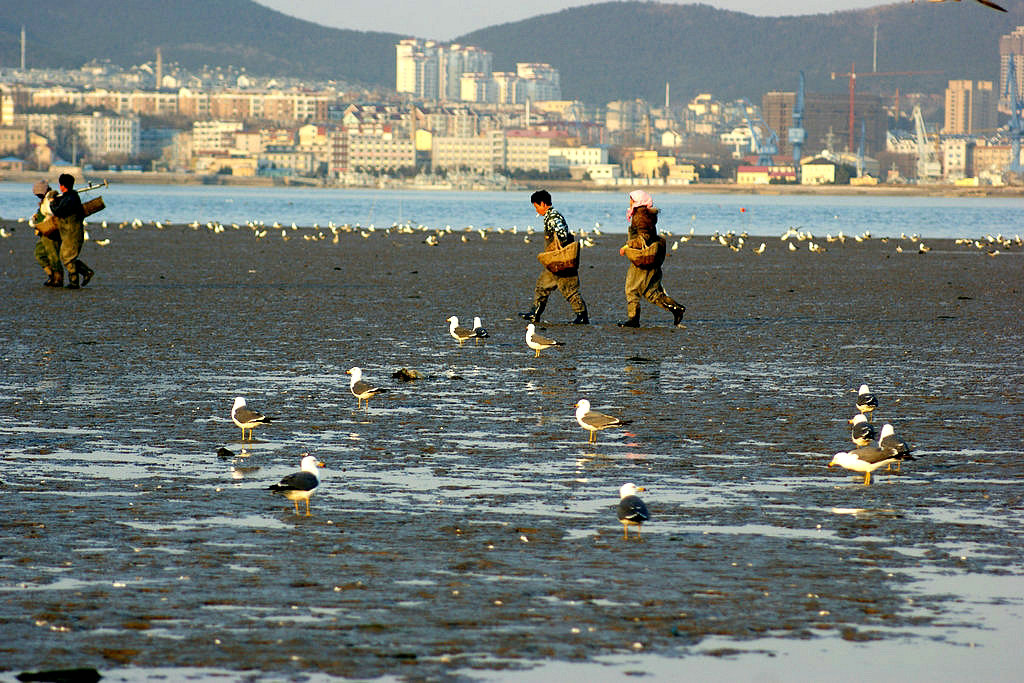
[3,169,1023,198]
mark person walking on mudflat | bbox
[48,173,94,289]
[28,180,63,287]
[520,189,589,325]
[617,190,685,328]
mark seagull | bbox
[347,366,386,410]
[268,454,325,516]
[575,399,632,444]
[525,323,563,358]
[828,441,898,486]
[472,316,489,343]
[231,396,271,441]
[855,384,878,420]
[879,423,914,472]
[617,483,650,539]
[849,414,877,448]
[923,0,1006,11]
[446,316,479,346]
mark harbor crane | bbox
[830,64,943,152]
[788,71,806,182]
[738,98,779,166]
[1004,59,1023,174]
[913,104,942,181]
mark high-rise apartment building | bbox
[396,39,441,100]
[998,25,1024,113]
[943,80,997,134]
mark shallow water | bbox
[1,222,1022,681]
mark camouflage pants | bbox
[533,269,586,314]
[34,235,62,272]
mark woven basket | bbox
[623,236,666,269]
[35,196,106,238]
[537,239,580,275]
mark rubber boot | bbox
[43,267,57,287]
[78,262,94,287]
[66,271,80,289]
[617,303,640,328]
[571,305,589,325]
[656,294,686,327]
[519,300,546,324]
[51,269,63,287]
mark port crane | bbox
[788,71,806,182]
[830,64,943,152]
[913,104,942,180]
[738,99,779,166]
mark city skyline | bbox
[254,0,890,42]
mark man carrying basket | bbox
[617,190,685,328]
[520,190,589,325]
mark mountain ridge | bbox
[1,1,1022,104]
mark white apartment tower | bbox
[397,40,494,102]
[943,80,997,134]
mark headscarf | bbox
[626,190,654,222]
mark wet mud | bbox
[1,222,1022,680]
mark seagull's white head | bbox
[346,367,362,382]
[300,453,326,474]
[858,384,871,395]
[620,482,645,499]
[575,399,591,416]
[473,316,483,328]
[526,323,536,335]
[232,396,246,410]
[878,423,895,441]
[446,316,459,329]
[851,414,867,426]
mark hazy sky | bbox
[254,1,891,41]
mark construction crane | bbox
[830,63,943,152]
[857,119,866,178]
[1004,59,1023,174]
[788,71,806,182]
[913,104,942,181]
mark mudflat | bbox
[1,221,1022,680]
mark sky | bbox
[254,0,891,42]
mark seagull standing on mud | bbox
[472,316,489,343]
[525,323,563,358]
[268,454,325,516]
[446,316,480,346]
[231,396,272,441]
[855,384,878,421]
[849,414,877,447]
[617,483,650,539]
[347,367,387,410]
[575,399,632,443]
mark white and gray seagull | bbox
[525,323,563,358]
[575,399,632,444]
[231,396,271,441]
[268,453,325,516]
[347,366,387,410]
[617,483,650,539]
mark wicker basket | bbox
[623,236,666,269]
[537,238,580,275]
[35,196,106,239]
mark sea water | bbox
[1,182,1020,238]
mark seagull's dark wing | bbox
[617,495,650,523]
[269,471,318,492]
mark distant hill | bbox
[2,1,1023,104]
[458,1,1024,103]
[0,0,401,88]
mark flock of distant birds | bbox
[8,211,1023,258]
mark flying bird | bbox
[855,384,878,420]
[347,367,387,410]
[446,316,480,346]
[617,483,650,539]
[575,399,632,444]
[231,396,271,441]
[525,323,563,358]
[268,453,325,516]
[922,0,1006,11]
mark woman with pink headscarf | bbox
[617,190,686,328]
